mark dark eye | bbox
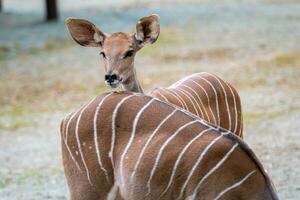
[124,50,134,58]
[99,51,106,59]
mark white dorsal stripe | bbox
[198,76,220,126]
[213,170,257,200]
[110,94,136,169]
[188,143,239,200]
[205,73,232,131]
[178,133,226,200]
[180,84,210,122]
[120,98,156,188]
[75,97,97,186]
[130,109,178,182]
[188,79,217,125]
[175,87,202,117]
[93,93,114,183]
[224,80,238,134]
[159,128,212,198]
[146,120,198,195]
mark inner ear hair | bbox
[135,14,160,46]
[65,18,106,47]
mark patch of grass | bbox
[28,38,72,55]
[256,52,300,67]
[160,48,235,62]
[244,111,283,123]
[0,167,64,189]
[272,53,300,66]
[285,15,300,21]
[0,45,11,60]
[139,27,184,56]
[0,177,11,189]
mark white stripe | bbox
[213,170,257,200]
[154,89,169,102]
[93,93,114,183]
[120,99,156,188]
[109,94,136,169]
[180,84,210,122]
[168,73,197,89]
[205,73,232,131]
[64,105,86,171]
[146,120,198,195]
[75,97,96,186]
[224,81,239,134]
[160,88,187,109]
[189,79,217,124]
[198,76,220,126]
[238,114,243,137]
[153,97,221,133]
[168,89,189,110]
[159,128,212,198]
[178,133,226,200]
[175,87,202,117]
[130,109,178,182]
[187,143,239,200]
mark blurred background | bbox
[0,0,299,199]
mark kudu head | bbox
[65,14,160,93]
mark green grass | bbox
[0,167,64,189]
[244,111,283,123]
[139,27,183,56]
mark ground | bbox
[0,1,299,199]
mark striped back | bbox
[60,92,277,200]
[150,72,243,138]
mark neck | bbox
[122,69,144,93]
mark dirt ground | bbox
[0,1,300,199]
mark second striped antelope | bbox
[60,92,278,200]
[65,14,243,138]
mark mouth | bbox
[105,78,122,88]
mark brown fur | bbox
[61,92,277,200]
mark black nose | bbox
[105,74,118,84]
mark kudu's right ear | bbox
[65,18,106,47]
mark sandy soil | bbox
[0,1,299,199]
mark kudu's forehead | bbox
[103,32,134,55]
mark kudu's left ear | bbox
[65,18,107,47]
[135,14,160,47]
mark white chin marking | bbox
[105,80,120,88]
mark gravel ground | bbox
[0,1,299,199]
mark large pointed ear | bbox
[65,18,106,47]
[135,14,160,47]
